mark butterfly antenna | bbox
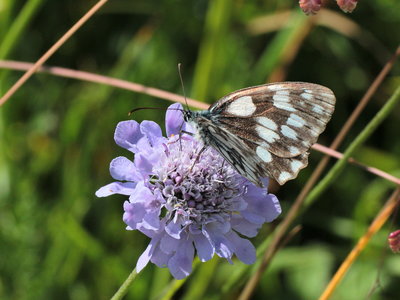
[128,106,183,116]
[178,63,190,111]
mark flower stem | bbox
[110,268,137,300]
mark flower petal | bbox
[226,231,256,265]
[110,156,141,181]
[165,219,183,239]
[151,245,172,268]
[136,235,161,273]
[166,103,185,137]
[242,186,281,224]
[231,215,261,238]
[193,233,214,262]
[167,238,194,279]
[134,153,154,174]
[128,181,153,204]
[140,121,163,147]
[140,212,161,231]
[203,225,233,262]
[114,121,143,153]
[138,219,166,239]
[123,201,146,230]
[160,233,179,254]
[95,182,136,197]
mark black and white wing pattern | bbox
[184,82,336,186]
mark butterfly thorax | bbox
[183,110,217,146]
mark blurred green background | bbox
[1,0,400,299]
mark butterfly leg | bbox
[189,146,207,172]
[180,130,194,136]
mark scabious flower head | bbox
[96,103,281,279]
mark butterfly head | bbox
[182,109,193,122]
[182,109,209,123]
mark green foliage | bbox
[0,1,399,299]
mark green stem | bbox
[110,268,138,300]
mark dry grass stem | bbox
[0,60,207,109]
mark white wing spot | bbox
[226,96,256,117]
[273,94,290,102]
[256,146,272,163]
[274,102,295,111]
[312,104,324,114]
[256,117,277,130]
[279,172,292,183]
[256,125,279,143]
[281,125,297,140]
[273,93,294,111]
[289,146,300,156]
[291,160,304,172]
[300,92,313,100]
[287,113,306,128]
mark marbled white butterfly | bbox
[182,82,336,186]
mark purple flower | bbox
[96,103,281,279]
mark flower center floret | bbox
[152,137,246,226]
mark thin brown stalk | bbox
[0,0,110,106]
[0,60,208,109]
[319,188,400,300]
[1,60,399,186]
[239,45,400,300]
[312,144,400,185]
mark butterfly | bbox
[182,82,336,187]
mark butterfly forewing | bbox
[188,82,336,186]
[212,82,335,158]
